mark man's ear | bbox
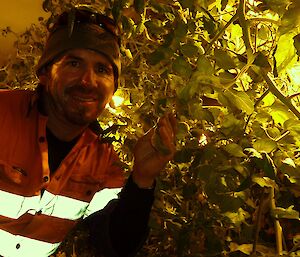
[38,66,50,85]
[39,74,48,86]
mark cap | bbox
[36,18,121,90]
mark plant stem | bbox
[289,92,300,99]
[251,190,270,255]
[225,53,256,89]
[261,71,300,119]
[238,0,254,58]
[275,130,290,142]
[200,7,217,23]
[205,13,238,52]
[254,89,270,108]
[270,187,283,255]
[248,17,280,25]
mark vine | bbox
[2,0,300,256]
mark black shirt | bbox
[46,127,79,173]
[45,125,154,257]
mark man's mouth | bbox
[71,94,98,102]
[66,86,99,103]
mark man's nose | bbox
[81,67,96,87]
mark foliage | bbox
[2,0,300,256]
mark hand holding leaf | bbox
[132,113,177,188]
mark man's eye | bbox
[97,65,107,73]
[97,64,113,74]
[68,60,80,67]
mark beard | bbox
[44,84,104,126]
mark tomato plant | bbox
[2,0,300,256]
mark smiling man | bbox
[0,5,176,257]
[40,49,116,139]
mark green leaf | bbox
[266,127,281,139]
[189,73,223,94]
[182,183,198,199]
[271,205,300,220]
[280,163,300,184]
[197,55,214,74]
[178,84,191,102]
[229,242,252,254]
[112,1,123,21]
[261,92,276,107]
[223,90,254,115]
[223,208,250,226]
[203,16,217,37]
[275,33,297,72]
[174,148,193,163]
[278,4,300,35]
[261,0,291,16]
[121,16,135,35]
[230,24,243,40]
[220,113,244,137]
[208,193,244,212]
[214,49,236,70]
[261,152,277,180]
[178,0,194,9]
[282,157,296,168]
[180,43,199,58]
[268,102,295,125]
[224,143,246,158]
[188,103,214,122]
[235,176,252,192]
[253,139,277,153]
[284,119,300,135]
[253,51,272,72]
[172,56,192,77]
[134,0,145,13]
[174,21,188,40]
[145,20,166,35]
[221,0,228,10]
[252,153,276,177]
[147,46,173,65]
[252,176,278,189]
[257,25,270,40]
[293,34,300,56]
[196,164,214,181]
[176,122,190,140]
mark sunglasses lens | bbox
[49,8,119,39]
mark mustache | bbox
[65,85,101,99]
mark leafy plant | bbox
[2,0,300,256]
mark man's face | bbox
[41,48,115,126]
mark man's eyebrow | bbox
[96,59,113,69]
[62,53,113,70]
[63,54,83,61]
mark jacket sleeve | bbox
[84,175,155,257]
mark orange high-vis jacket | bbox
[0,89,125,257]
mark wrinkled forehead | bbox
[55,48,114,67]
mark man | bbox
[0,6,176,257]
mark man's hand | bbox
[132,113,177,188]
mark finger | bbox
[142,125,156,142]
[158,114,174,136]
[157,126,176,155]
[158,114,177,145]
[149,127,173,156]
[168,113,177,133]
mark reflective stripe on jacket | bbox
[0,89,125,257]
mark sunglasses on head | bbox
[47,5,121,44]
